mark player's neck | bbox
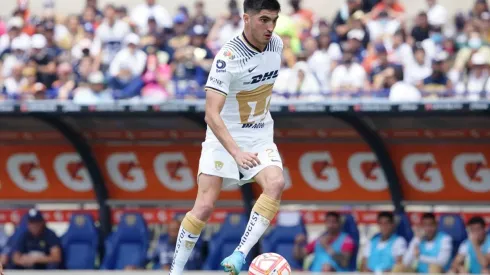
[242,31,265,52]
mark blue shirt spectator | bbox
[12,209,62,270]
[152,219,202,270]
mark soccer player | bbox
[168,0,284,274]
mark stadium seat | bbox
[151,233,204,270]
[61,214,99,269]
[261,211,306,270]
[101,213,150,270]
[395,213,414,242]
[341,213,360,271]
[203,213,251,271]
[438,214,467,260]
[4,213,29,268]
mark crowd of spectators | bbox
[1,0,490,103]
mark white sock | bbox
[236,211,271,257]
[169,226,200,275]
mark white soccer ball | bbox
[248,252,291,275]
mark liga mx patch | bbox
[215,161,223,171]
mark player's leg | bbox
[169,174,222,275]
[221,162,285,275]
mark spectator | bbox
[2,36,30,78]
[130,0,173,35]
[404,46,432,85]
[346,29,367,62]
[450,216,490,274]
[426,0,448,27]
[190,1,213,30]
[80,6,98,28]
[469,0,489,20]
[47,62,77,100]
[29,34,58,89]
[304,35,342,89]
[109,33,147,79]
[332,0,364,43]
[418,52,453,98]
[389,64,422,102]
[207,9,243,50]
[366,9,401,44]
[274,58,321,100]
[370,0,405,22]
[95,4,131,72]
[402,213,453,273]
[11,209,62,270]
[369,43,403,88]
[152,218,202,270]
[455,52,490,100]
[172,24,213,98]
[73,71,113,104]
[167,14,191,52]
[0,17,29,56]
[141,48,172,101]
[453,31,490,72]
[411,12,431,43]
[2,62,25,99]
[360,212,407,273]
[330,46,367,95]
[293,212,355,272]
[289,0,315,40]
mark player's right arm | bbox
[204,51,260,169]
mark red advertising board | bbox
[1,143,489,202]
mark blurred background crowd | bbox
[1,0,490,103]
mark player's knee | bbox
[191,200,215,221]
[262,175,285,199]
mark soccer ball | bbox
[248,252,291,275]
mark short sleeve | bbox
[458,241,468,255]
[204,49,239,96]
[46,230,61,248]
[393,237,408,257]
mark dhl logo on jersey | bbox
[0,144,489,201]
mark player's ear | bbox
[243,13,250,24]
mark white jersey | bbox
[204,33,283,145]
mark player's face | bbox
[247,10,279,46]
[378,217,394,238]
[421,218,437,239]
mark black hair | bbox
[467,216,486,227]
[326,211,341,221]
[244,0,281,14]
[421,212,436,222]
[378,211,394,223]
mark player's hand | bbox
[295,233,306,245]
[234,151,261,169]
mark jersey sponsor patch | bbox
[209,76,224,87]
[216,59,227,73]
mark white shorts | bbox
[197,140,283,187]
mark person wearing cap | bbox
[172,24,213,91]
[453,31,490,72]
[347,29,368,62]
[95,4,131,71]
[73,71,113,104]
[2,61,25,99]
[2,36,30,78]
[109,33,147,78]
[370,43,403,90]
[29,33,58,89]
[11,209,62,270]
[455,52,490,100]
[167,13,191,51]
[0,16,30,56]
[417,51,453,98]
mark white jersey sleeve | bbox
[204,48,241,96]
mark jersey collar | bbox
[241,32,267,53]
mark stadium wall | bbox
[0,0,478,23]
